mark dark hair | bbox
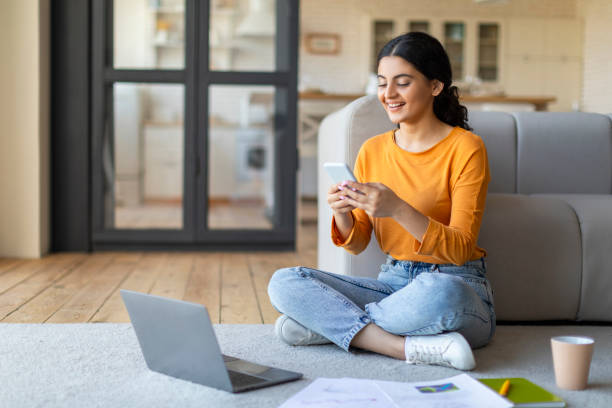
[377,32,472,131]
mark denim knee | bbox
[368,272,490,336]
[414,273,491,324]
[429,273,481,309]
[267,266,304,312]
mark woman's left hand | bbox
[341,181,406,218]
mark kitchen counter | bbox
[460,95,556,111]
[299,92,556,111]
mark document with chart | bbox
[279,374,512,408]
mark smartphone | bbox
[323,162,357,184]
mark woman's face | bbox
[377,56,442,124]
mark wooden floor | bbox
[0,216,318,325]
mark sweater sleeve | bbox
[330,149,374,254]
[414,142,490,265]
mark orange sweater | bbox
[331,127,490,266]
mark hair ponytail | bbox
[434,85,471,131]
[378,32,472,131]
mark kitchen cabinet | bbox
[149,2,185,69]
[143,123,184,201]
[371,18,501,84]
[506,18,582,111]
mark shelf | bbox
[212,8,239,17]
[155,41,184,48]
[144,120,183,127]
[150,6,185,14]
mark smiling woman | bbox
[267,32,493,372]
[376,32,471,135]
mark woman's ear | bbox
[431,80,444,97]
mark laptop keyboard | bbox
[228,370,268,388]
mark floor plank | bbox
[46,253,138,323]
[0,254,86,320]
[0,208,319,324]
[220,253,261,324]
[183,253,222,324]
[247,252,299,324]
[2,253,115,323]
[89,253,167,323]
[0,256,54,295]
[295,223,319,269]
[148,253,193,300]
[0,258,24,276]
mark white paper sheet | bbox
[278,374,512,408]
[277,377,396,408]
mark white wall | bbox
[300,0,583,111]
[114,0,151,69]
[579,0,612,113]
[0,0,50,258]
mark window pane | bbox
[372,20,394,72]
[444,22,465,80]
[478,24,499,81]
[210,0,276,71]
[409,21,429,34]
[208,85,276,229]
[114,0,185,69]
[108,83,184,229]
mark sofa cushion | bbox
[513,112,612,194]
[478,194,582,320]
[468,111,517,194]
[532,194,612,322]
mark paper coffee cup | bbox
[551,336,594,390]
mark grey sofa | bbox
[317,95,612,322]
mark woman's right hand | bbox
[328,182,356,240]
[327,182,356,216]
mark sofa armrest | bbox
[317,96,391,277]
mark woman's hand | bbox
[328,182,357,240]
[327,182,357,215]
[341,181,406,218]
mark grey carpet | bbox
[1,324,611,407]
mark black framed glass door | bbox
[91,0,299,249]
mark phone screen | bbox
[324,163,356,184]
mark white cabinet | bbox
[543,58,582,111]
[368,16,582,111]
[143,123,183,201]
[543,20,582,58]
[114,85,143,207]
[371,18,503,84]
[208,125,274,202]
[506,18,582,111]
[504,55,546,96]
[507,19,545,57]
[507,18,581,58]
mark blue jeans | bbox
[267,256,495,351]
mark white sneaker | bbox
[274,315,331,346]
[404,332,476,371]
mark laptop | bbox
[120,289,303,393]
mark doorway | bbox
[88,0,299,250]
